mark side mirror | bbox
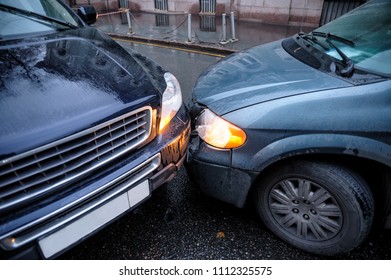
[77,5,97,25]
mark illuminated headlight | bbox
[159,72,183,132]
[195,109,246,149]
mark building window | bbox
[320,0,366,25]
[119,0,129,9]
[200,0,216,14]
[155,0,168,11]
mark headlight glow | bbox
[159,72,182,132]
[196,109,246,149]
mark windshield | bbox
[0,0,82,40]
[312,0,391,77]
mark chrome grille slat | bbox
[1,149,103,199]
[0,135,95,177]
[0,113,147,178]
[0,128,150,201]
[0,120,148,188]
[0,107,153,212]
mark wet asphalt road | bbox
[62,41,391,260]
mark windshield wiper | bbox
[298,32,330,50]
[0,4,78,30]
[311,31,355,47]
[311,32,355,77]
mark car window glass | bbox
[0,0,80,39]
[314,0,391,76]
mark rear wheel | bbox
[255,160,374,256]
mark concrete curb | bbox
[107,33,239,56]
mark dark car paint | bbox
[0,27,165,159]
[187,39,391,214]
[0,10,190,259]
[1,106,190,259]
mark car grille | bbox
[0,106,153,213]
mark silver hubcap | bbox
[268,178,343,241]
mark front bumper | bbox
[0,106,190,259]
[185,134,258,209]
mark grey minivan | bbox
[186,0,391,255]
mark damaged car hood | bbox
[193,40,352,115]
[0,28,162,158]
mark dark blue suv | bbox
[0,0,189,259]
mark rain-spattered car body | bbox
[0,0,189,259]
[186,0,391,255]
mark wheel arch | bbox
[250,133,391,172]
[244,134,391,228]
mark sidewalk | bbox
[94,10,313,53]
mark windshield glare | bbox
[312,0,391,77]
[0,0,81,39]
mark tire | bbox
[254,160,374,256]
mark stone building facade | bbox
[69,0,364,28]
[139,0,324,26]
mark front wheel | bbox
[255,160,374,256]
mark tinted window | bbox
[314,0,391,76]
